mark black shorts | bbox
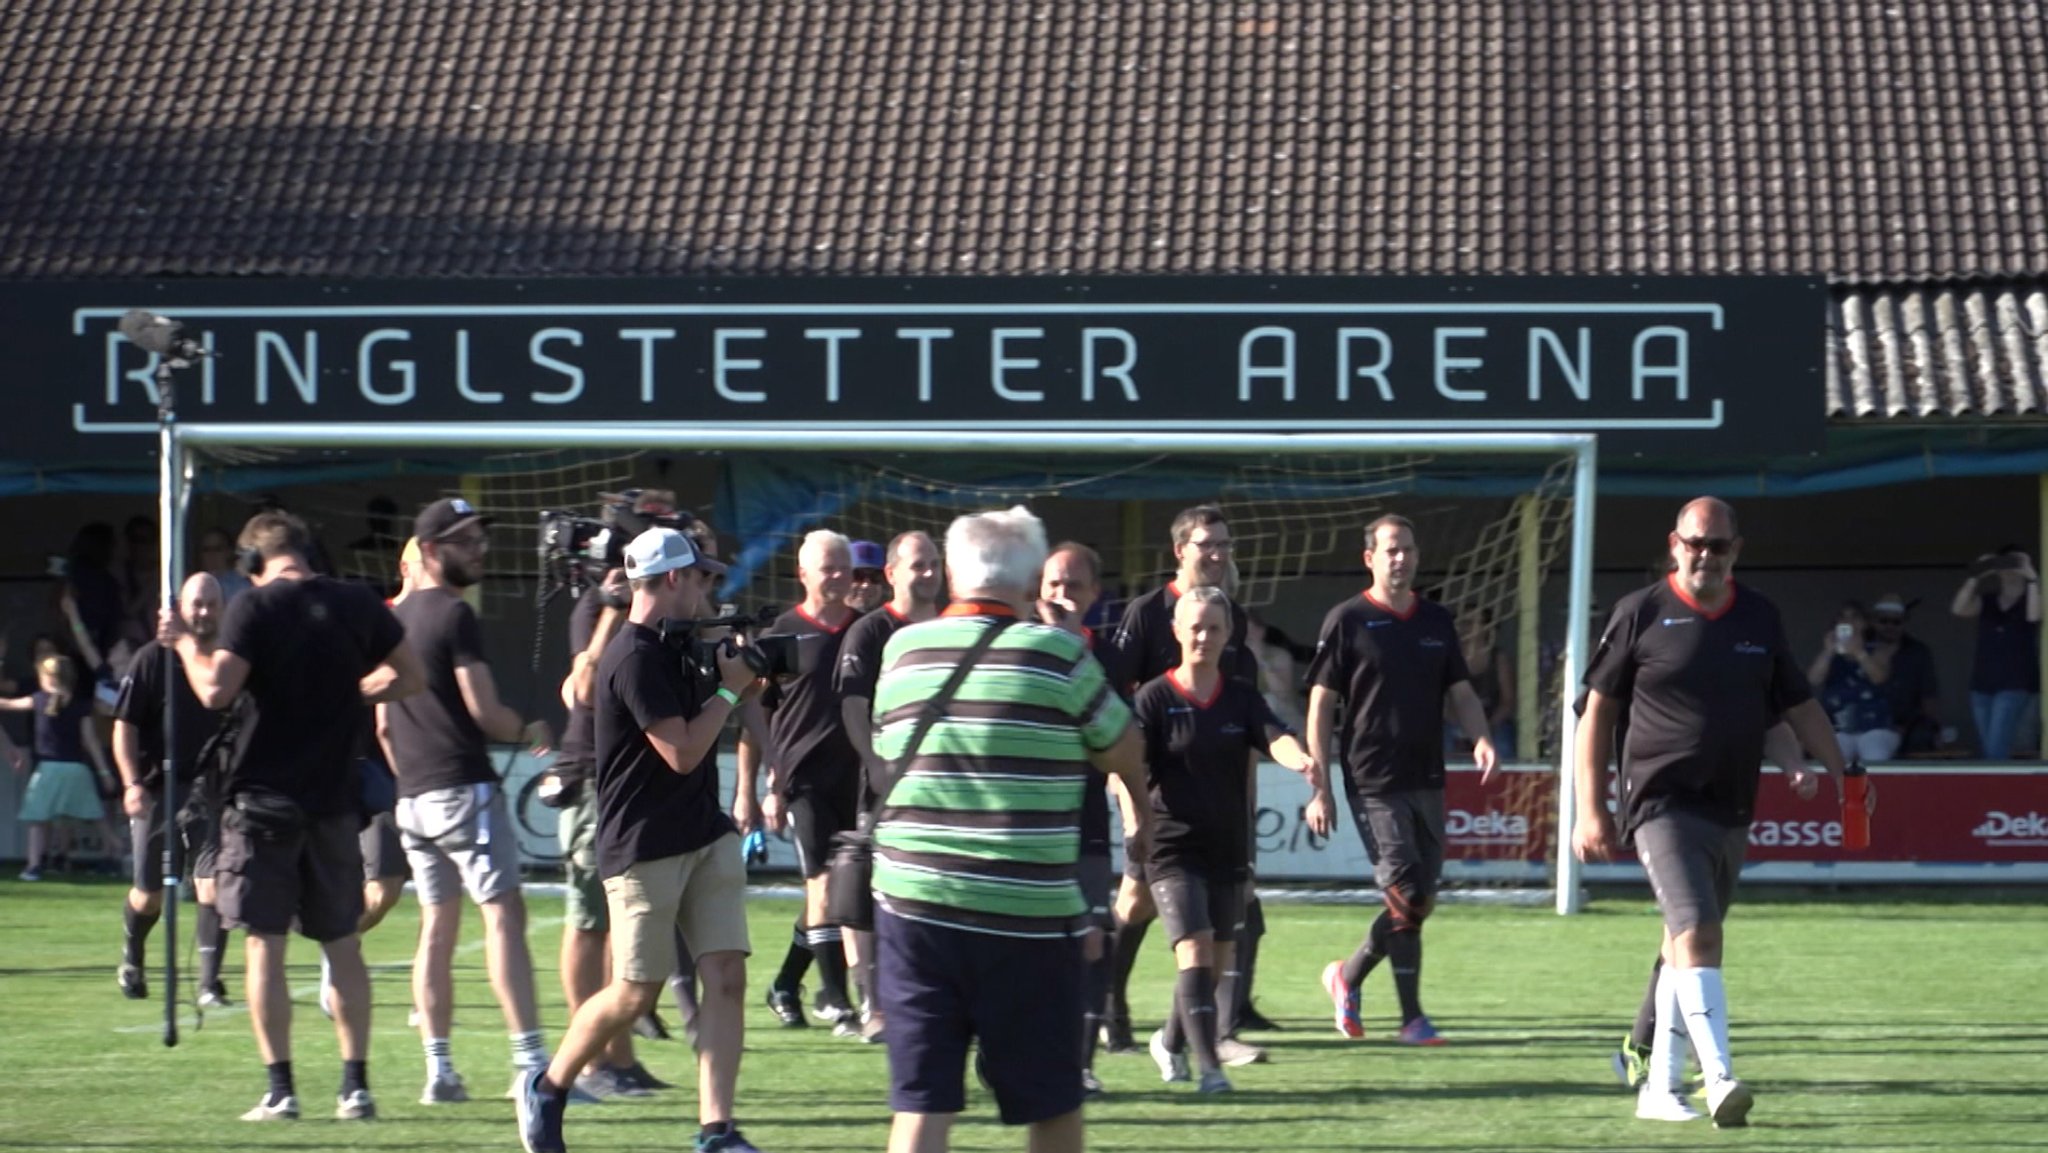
[359,810,407,883]
[789,784,859,880]
[875,906,1084,1125]
[130,795,219,890]
[1148,868,1247,946]
[1121,833,1149,886]
[1346,787,1446,904]
[1633,809,1748,936]
[213,812,366,942]
[1077,852,1113,931]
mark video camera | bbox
[538,491,695,600]
[658,606,815,697]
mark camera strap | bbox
[878,617,1016,804]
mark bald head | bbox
[1675,497,1737,539]
[1668,496,1742,603]
[179,571,224,642]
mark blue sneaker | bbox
[1397,1016,1446,1046]
[515,1067,567,1153]
[695,1124,763,1152]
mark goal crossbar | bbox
[163,421,1600,914]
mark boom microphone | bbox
[118,309,217,360]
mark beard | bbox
[439,556,482,590]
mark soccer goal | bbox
[159,423,1600,914]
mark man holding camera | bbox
[834,529,945,1041]
[380,498,555,1104]
[517,527,763,1153]
[163,511,422,1122]
[114,572,231,1007]
[743,530,863,1032]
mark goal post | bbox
[165,422,1599,913]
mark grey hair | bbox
[1174,584,1231,622]
[798,529,851,570]
[945,506,1048,597]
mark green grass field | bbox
[0,877,2041,1152]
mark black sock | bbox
[340,1059,368,1096]
[1215,963,1240,1040]
[1388,927,1424,1025]
[1230,897,1264,1031]
[1339,910,1393,988]
[1629,955,1663,1051]
[1107,916,1151,1023]
[196,904,227,990]
[1160,992,1183,1053]
[809,926,850,1010]
[1081,945,1109,1066]
[266,1061,295,1102]
[700,1121,733,1139]
[1179,968,1221,1073]
[122,903,160,968]
[772,921,813,993]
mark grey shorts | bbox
[1634,809,1748,936]
[558,788,607,933]
[1346,787,1446,904]
[395,783,522,906]
[360,810,407,882]
[1148,869,1247,946]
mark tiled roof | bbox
[2,1,2046,283]
[1831,287,2048,421]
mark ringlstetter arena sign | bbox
[7,276,1825,463]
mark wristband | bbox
[715,686,741,708]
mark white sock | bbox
[1672,966,1733,1083]
[510,1029,548,1070]
[424,1037,455,1080]
[1646,963,1688,1093]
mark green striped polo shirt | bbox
[871,603,1132,938]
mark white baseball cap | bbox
[623,527,727,578]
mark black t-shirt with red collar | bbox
[1081,626,1120,854]
[1134,669,1290,879]
[1111,580,1260,694]
[1306,589,1470,796]
[763,604,862,800]
[1584,575,1811,836]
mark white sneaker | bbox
[1214,1037,1268,1067]
[421,1073,470,1104]
[1635,1087,1702,1122]
[1148,1028,1189,1084]
[240,1093,300,1121]
[1707,1076,1754,1128]
[335,1089,377,1120]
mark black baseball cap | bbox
[415,497,493,541]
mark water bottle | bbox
[1841,761,1871,850]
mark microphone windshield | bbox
[118,309,184,356]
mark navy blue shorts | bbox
[875,905,1085,1125]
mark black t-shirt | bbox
[386,588,496,798]
[1883,634,1939,728]
[1081,627,1122,854]
[594,621,732,878]
[834,604,912,803]
[1306,592,1470,796]
[217,576,405,816]
[1135,672,1287,879]
[761,606,861,799]
[1110,582,1260,693]
[1584,578,1812,836]
[114,640,216,787]
[1971,592,2041,693]
[554,590,606,787]
[31,690,93,764]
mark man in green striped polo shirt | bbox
[869,506,1146,1153]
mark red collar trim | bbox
[885,604,912,623]
[1080,625,1094,644]
[1363,588,1419,620]
[1665,572,1738,620]
[1169,666,1224,708]
[942,599,1018,618]
[796,603,852,634]
[1166,579,1183,598]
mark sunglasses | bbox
[1675,535,1734,556]
[1873,615,1905,625]
[852,571,885,583]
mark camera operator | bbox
[379,498,557,1104]
[113,573,231,1007]
[833,529,944,1042]
[162,510,423,1122]
[741,530,863,1033]
[516,527,764,1153]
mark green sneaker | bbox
[1611,1036,1650,1090]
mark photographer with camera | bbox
[161,510,423,1122]
[1951,547,2041,759]
[379,498,556,1105]
[832,530,944,1042]
[516,527,765,1153]
[742,530,864,1033]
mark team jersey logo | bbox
[1733,641,1768,655]
[1660,616,1696,627]
[1418,637,1445,648]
